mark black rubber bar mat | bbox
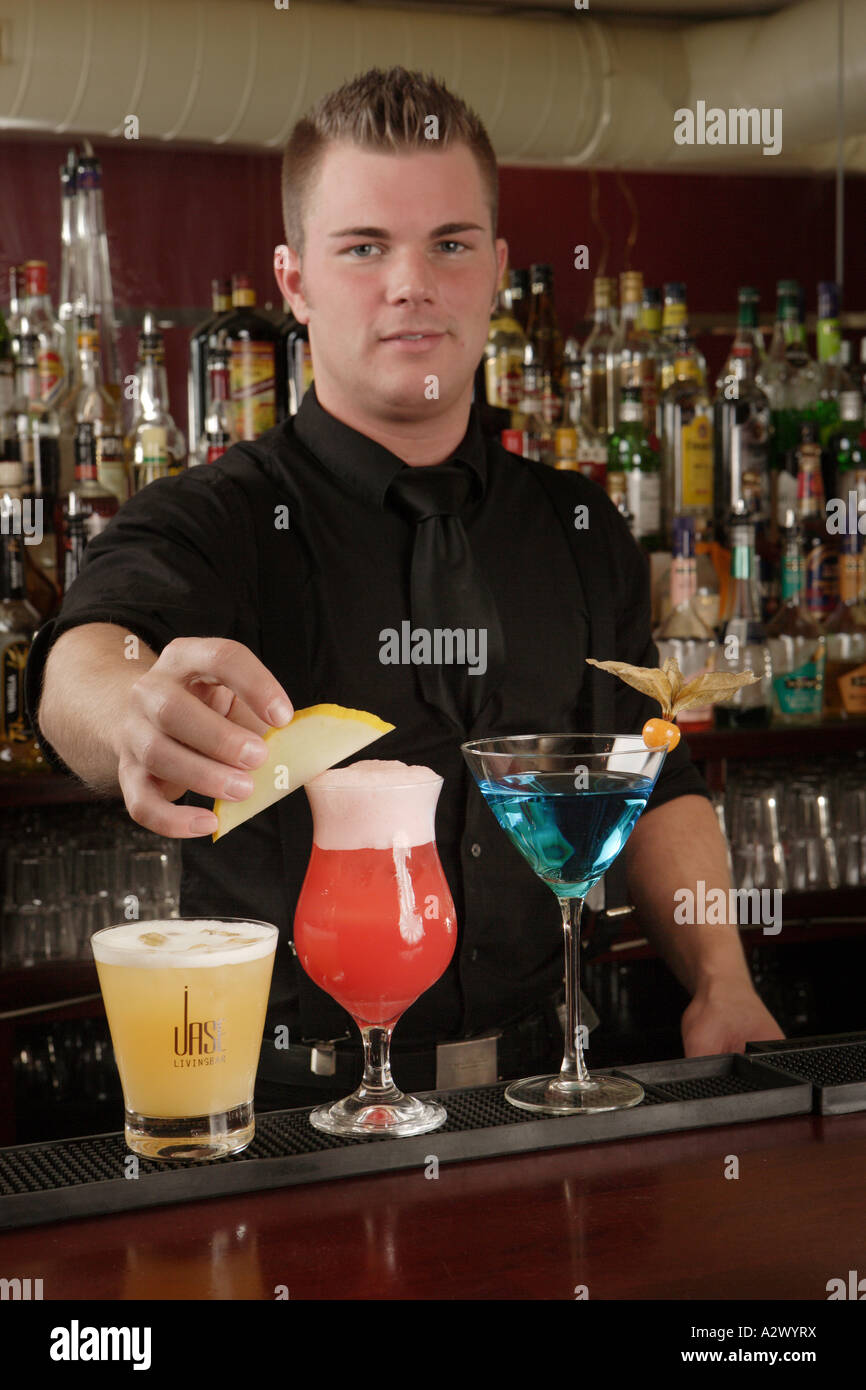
[745,1041,866,1115]
[0,1053,810,1230]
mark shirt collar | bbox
[292,383,488,508]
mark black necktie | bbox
[387,464,506,732]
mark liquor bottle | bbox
[2,328,61,540]
[559,360,607,487]
[765,512,826,724]
[21,262,66,409]
[508,269,530,333]
[58,148,83,376]
[658,283,707,395]
[797,422,839,623]
[859,337,866,403]
[824,388,865,505]
[126,315,186,491]
[641,286,663,340]
[188,278,232,451]
[713,288,771,537]
[606,271,660,436]
[581,276,618,435]
[0,496,43,773]
[284,312,314,418]
[6,266,23,365]
[54,425,119,596]
[483,268,526,416]
[519,357,555,466]
[525,264,563,426]
[823,531,866,718]
[69,318,127,505]
[757,282,809,530]
[195,334,236,465]
[659,312,714,544]
[653,516,716,732]
[75,152,122,399]
[814,281,854,448]
[716,511,773,728]
[608,386,662,550]
[221,274,279,441]
[0,304,12,418]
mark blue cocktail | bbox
[462,735,667,1113]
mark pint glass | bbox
[91,917,278,1160]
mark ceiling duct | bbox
[0,0,863,172]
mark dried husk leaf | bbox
[661,656,687,705]
[671,669,759,716]
[585,658,674,717]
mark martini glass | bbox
[461,734,666,1114]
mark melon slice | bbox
[212,703,394,841]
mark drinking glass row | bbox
[713,755,866,893]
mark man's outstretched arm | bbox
[625,793,785,1056]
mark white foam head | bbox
[91,919,278,969]
[305,759,443,850]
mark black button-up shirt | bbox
[26,386,709,1048]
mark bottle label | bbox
[140,426,169,467]
[73,422,98,479]
[772,651,825,716]
[626,470,661,539]
[38,347,64,406]
[680,416,713,508]
[206,436,231,464]
[230,341,276,440]
[486,349,524,409]
[838,663,866,714]
[803,546,839,619]
[0,636,31,743]
[606,470,627,509]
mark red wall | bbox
[2,135,864,444]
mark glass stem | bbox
[358,1024,402,1102]
[559,895,592,1086]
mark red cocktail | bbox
[294,760,456,1137]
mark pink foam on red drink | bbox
[306,759,442,850]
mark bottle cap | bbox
[839,390,863,420]
[817,281,840,321]
[593,277,616,308]
[672,515,696,558]
[619,270,643,303]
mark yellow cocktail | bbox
[92,918,277,1160]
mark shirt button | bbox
[470,843,482,858]
[471,949,478,962]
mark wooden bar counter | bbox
[2,1107,864,1300]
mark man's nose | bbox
[384,249,436,303]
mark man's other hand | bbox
[681,976,786,1057]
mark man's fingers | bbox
[119,763,219,839]
[159,637,293,728]
[193,682,272,739]
[130,680,270,772]
[124,722,258,804]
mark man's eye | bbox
[437,241,466,254]
[346,244,380,258]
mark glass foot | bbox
[309,1090,447,1138]
[124,1102,254,1160]
[505,1073,644,1115]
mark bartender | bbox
[26,66,783,1109]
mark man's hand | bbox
[681,975,785,1057]
[115,637,293,838]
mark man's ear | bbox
[274,244,310,324]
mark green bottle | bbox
[608,385,662,550]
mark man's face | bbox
[275,140,507,424]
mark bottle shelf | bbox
[684,718,866,762]
[0,772,114,807]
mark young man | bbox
[29,68,782,1105]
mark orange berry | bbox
[642,717,680,752]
